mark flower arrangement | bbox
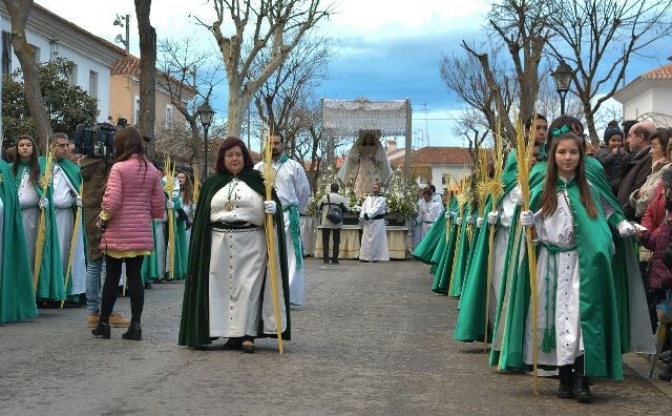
[384,167,418,219]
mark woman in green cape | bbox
[179,137,290,352]
[0,158,37,323]
[507,129,645,403]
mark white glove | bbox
[166,200,175,209]
[520,210,535,228]
[39,198,49,209]
[466,215,475,225]
[264,200,277,215]
[476,217,483,228]
[456,216,463,226]
[445,211,452,219]
[487,211,499,225]
[617,220,635,237]
[76,196,83,207]
[511,187,524,206]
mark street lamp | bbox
[197,101,215,177]
[551,61,573,115]
[113,13,130,53]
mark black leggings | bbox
[100,255,144,322]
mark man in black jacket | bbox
[617,121,656,221]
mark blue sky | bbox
[33,0,669,149]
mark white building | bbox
[0,3,125,130]
[613,61,672,127]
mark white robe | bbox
[208,181,286,337]
[359,195,389,261]
[254,157,311,306]
[418,198,443,240]
[18,171,40,268]
[52,166,86,295]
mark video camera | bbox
[74,118,127,160]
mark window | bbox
[88,70,98,99]
[134,95,140,125]
[68,62,78,85]
[165,105,173,129]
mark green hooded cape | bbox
[178,168,291,347]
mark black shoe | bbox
[91,320,111,339]
[222,338,243,350]
[122,321,142,341]
[573,374,592,403]
[144,282,152,289]
[557,366,574,399]
[242,337,255,353]
[323,259,330,264]
[332,259,340,265]
[659,361,672,381]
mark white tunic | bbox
[18,171,40,267]
[208,181,286,337]
[418,198,443,240]
[52,165,86,295]
[359,195,389,261]
[254,157,311,306]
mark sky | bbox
[32,0,666,149]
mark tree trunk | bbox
[4,0,52,153]
[135,0,157,159]
[227,83,245,137]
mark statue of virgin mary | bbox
[337,130,394,196]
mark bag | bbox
[326,194,344,224]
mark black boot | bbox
[557,365,574,399]
[91,315,110,339]
[323,248,330,264]
[573,356,592,403]
[122,319,142,341]
[332,247,339,264]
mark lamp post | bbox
[551,61,573,115]
[113,13,130,53]
[197,101,214,177]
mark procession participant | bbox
[179,137,290,352]
[177,171,195,242]
[12,135,65,303]
[91,127,165,340]
[0,158,37,323]
[500,131,653,402]
[359,182,389,262]
[81,142,129,328]
[254,132,311,307]
[49,133,86,303]
[162,164,188,281]
[142,161,168,284]
[318,183,349,264]
[417,187,443,243]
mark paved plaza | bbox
[1,258,671,415]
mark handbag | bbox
[326,194,344,224]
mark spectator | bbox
[617,121,656,221]
[318,183,349,265]
[594,121,625,194]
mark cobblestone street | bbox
[1,258,671,415]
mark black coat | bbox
[617,148,652,221]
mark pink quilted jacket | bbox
[100,155,165,252]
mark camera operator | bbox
[80,121,130,329]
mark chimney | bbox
[386,139,397,151]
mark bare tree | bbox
[198,0,333,137]
[156,37,224,174]
[135,0,157,157]
[544,0,672,143]
[3,0,51,151]
[440,48,515,148]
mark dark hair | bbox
[330,183,339,192]
[422,187,433,197]
[272,132,284,143]
[546,115,584,153]
[214,136,254,174]
[622,120,638,137]
[12,135,41,184]
[524,113,547,131]
[428,184,436,194]
[113,127,148,179]
[541,132,597,218]
[651,128,672,156]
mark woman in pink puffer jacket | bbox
[91,127,164,341]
